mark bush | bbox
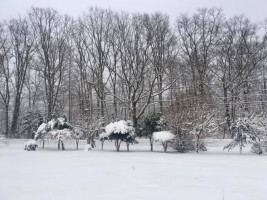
[0,134,7,147]
[251,143,263,155]
[101,120,135,152]
[170,134,195,153]
[24,140,38,151]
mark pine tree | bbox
[224,117,250,154]
[136,113,163,151]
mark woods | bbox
[0,7,267,140]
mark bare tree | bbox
[150,12,177,112]
[0,22,12,135]
[81,7,114,117]
[9,17,36,136]
[214,16,267,137]
[29,7,73,120]
[176,8,223,103]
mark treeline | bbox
[0,7,267,138]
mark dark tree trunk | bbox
[101,139,104,151]
[10,96,21,136]
[127,142,130,152]
[223,82,231,139]
[149,137,153,152]
[158,75,163,113]
[163,141,168,153]
[115,136,120,152]
[5,104,9,136]
[61,141,65,150]
[76,139,79,150]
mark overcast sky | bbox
[1,0,267,23]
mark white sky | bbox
[1,0,267,23]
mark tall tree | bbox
[9,17,36,136]
[0,22,11,135]
[29,7,72,120]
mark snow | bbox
[24,139,37,146]
[105,120,135,136]
[84,144,93,151]
[47,119,56,130]
[0,139,267,200]
[0,134,6,147]
[153,131,174,142]
[34,123,47,139]
[46,129,74,140]
[99,131,109,139]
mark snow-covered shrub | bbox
[224,117,250,154]
[251,143,263,155]
[170,133,195,153]
[153,131,174,153]
[34,123,47,148]
[0,134,7,147]
[34,117,74,150]
[248,114,267,155]
[102,120,135,151]
[166,104,216,153]
[24,140,38,151]
[136,113,166,151]
[75,116,104,149]
[190,114,215,153]
[84,144,93,151]
[224,115,267,155]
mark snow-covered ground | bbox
[0,139,266,200]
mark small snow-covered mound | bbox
[24,139,38,151]
[153,131,174,142]
[84,144,93,151]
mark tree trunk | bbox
[149,137,153,152]
[163,141,168,153]
[76,139,79,150]
[10,96,21,136]
[101,139,104,151]
[223,82,231,139]
[115,137,120,152]
[61,141,65,150]
[58,140,61,150]
[132,102,138,128]
[127,142,130,152]
[158,75,163,113]
[5,104,9,136]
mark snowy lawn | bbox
[0,139,267,200]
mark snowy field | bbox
[0,139,267,200]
